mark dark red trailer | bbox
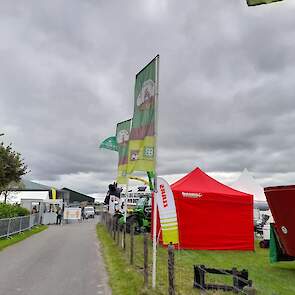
[264,185,295,257]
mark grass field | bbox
[97,223,295,295]
[0,225,48,252]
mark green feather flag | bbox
[99,136,118,152]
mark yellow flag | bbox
[51,188,56,200]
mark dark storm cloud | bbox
[1,0,295,195]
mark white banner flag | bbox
[156,177,179,245]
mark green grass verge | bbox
[97,224,163,295]
[0,225,48,252]
[97,223,295,295]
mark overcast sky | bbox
[1,0,295,199]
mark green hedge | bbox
[0,203,30,219]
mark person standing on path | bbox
[81,206,85,221]
[56,206,63,225]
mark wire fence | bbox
[100,212,257,295]
[0,213,40,238]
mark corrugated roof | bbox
[15,179,52,191]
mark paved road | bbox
[0,217,111,295]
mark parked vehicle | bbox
[84,206,95,219]
[124,195,151,233]
[255,211,273,248]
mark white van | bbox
[84,206,95,219]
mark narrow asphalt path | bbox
[0,217,111,295]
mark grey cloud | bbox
[1,0,295,195]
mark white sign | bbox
[182,192,203,198]
[64,207,81,220]
[156,177,179,245]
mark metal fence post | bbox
[26,215,31,230]
[19,216,22,233]
[7,218,11,238]
[168,243,175,295]
[31,214,33,227]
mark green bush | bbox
[0,203,30,219]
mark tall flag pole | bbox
[127,55,159,288]
[152,55,159,289]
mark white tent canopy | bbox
[230,168,267,203]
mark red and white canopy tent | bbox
[154,167,254,250]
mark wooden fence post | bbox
[116,220,120,246]
[244,281,257,295]
[107,214,111,233]
[123,223,126,250]
[107,214,110,232]
[130,225,134,265]
[168,243,175,295]
[143,232,148,288]
[109,215,112,234]
[113,217,116,241]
